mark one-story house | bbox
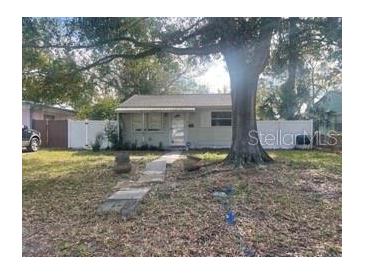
[116,94,313,149]
[314,91,342,135]
[22,101,76,128]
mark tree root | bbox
[224,145,273,167]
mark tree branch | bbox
[24,35,162,50]
[78,47,161,71]
[252,18,279,73]
[78,43,221,71]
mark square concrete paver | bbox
[97,199,140,217]
[144,160,166,173]
[138,173,165,184]
[97,151,183,218]
[107,187,150,200]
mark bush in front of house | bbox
[104,122,124,150]
[139,143,149,150]
[92,133,104,152]
[116,141,164,151]
[130,142,137,150]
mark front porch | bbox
[116,107,196,149]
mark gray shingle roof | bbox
[119,94,232,108]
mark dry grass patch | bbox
[23,149,341,256]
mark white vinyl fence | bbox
[257,120,313,149]
[188,120,313,149]
[68,120,117,149]
[67,119,312,150]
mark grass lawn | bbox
[23,149,341,256]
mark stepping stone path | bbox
[138,160,166,184]
[97,151,183,218]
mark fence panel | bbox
[188,120,312,149]
[277,120,313,149]
[68,120,117,149]
[47,120,68,148]
[32,119,68,148]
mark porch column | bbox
[142,112,145,143]
[117,113,120,142]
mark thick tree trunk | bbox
[223,48,273,166]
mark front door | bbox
[170,113,185,146]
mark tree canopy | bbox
[22,17,209,111]
[23,17,342,165]
[257,17,342,120]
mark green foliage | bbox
[22,49,94,108]
[158,142,163,151]
[24,17,341,127]
[77,97,119,120]
[22,17,209,109]
[91,55,209,98]
[139,144,149,151]
[258,17,342,120]
[121,142,131,150]
[130,142,137,150]
[22,18,94,108]
[104,121,123,150]
[91,133,104,151]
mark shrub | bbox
[158,142,163,151]
[92,133,104,152]
[122,142,131,150]
[140,143,149,150]
[131,141,137,150]
[104,122,123,150]
[149,145,158,151]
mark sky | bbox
[195,58,230,93]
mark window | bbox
[132,113,162,131]
[132,114,143,131]
[211,112,232,126]
[147,113,162,131]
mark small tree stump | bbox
[183,156,203,172]
[114,152,132,174]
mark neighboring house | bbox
[22,101,76,128]
[116,94,313,149]
[314,91,342,135]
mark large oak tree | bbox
[24,17,341,166]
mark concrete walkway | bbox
[97,151,183,217]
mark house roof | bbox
[314,91,342,113]
[22,100,76,113]
[118,94,232,109]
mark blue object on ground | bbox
[225,210,236,225]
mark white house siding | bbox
[188,127,231,148]
[119,110,313,150]
[186,107,232,148]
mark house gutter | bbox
[115,107,196,113]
